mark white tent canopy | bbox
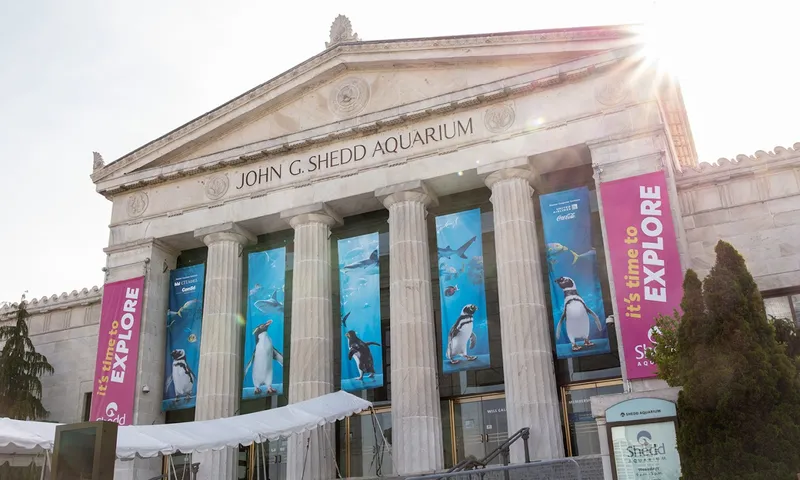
[0,390,371,460]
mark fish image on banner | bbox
[539,187,610,358]
[435,208,491,374]
[162,264,205,411]
[243,248,286,399]
[338,232,384,392]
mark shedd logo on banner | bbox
[600,171,683,380]
[627,430,668,460]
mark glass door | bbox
[249,439,287,480]
[343,407,393,478]
[452,394,508,466]
[561,379,624,456]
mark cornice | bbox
[97,50,638,197]
[0,286,102,318]
[676,142,800,187]
[91,24,640,185]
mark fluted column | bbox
[193,222,255,480]
[376,180,444,475]
[479,160,565,462]
[281,203,342,480]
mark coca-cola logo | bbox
[556,212,576,221]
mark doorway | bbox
[451,393,508,465]
[560,379,624,456]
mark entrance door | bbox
[452,394,508,465]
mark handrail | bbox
[407,457,583,480]
[444,427,531,477]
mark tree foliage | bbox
[0,297,54,420]
[649,241,800,479]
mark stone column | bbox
[478,159,565,462]
[193,222,255,480]
[375,180,444,475]
[281,203,342,480]
[105,238,178,480]
[596,416,613,480]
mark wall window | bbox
[764,292,800,326]
[82,392,92,422]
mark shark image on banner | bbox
[338,232,384,392]
[435,208,491,374]
[242,248,286,398]
[162,264,205,411]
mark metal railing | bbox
[447,427,531,474]
[406,458,584,480]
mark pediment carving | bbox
[91,26,649,193]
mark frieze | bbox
[594,76,630,106]
[483,102,516,133]
[233,117,476,191]
[127,191,149,218]
[92,26,636,182]
[204,173,230,200]
[97,58,629,197]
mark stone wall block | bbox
[690,209,731,228]
[766,196,800,214]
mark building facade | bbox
[3,17,800,480]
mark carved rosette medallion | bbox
[595,78,630,106]
[329,77,370,117]
[205,173,229,200]
[483,103,516,133]
[127,191,149,218]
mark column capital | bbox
[375,180,438,209]
[477,157,538,189]
[194,222,256,247]
[281,202,343,229]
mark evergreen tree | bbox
[675,241,800,480]
[646,270,704,387]
[0,297,54,420]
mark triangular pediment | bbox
[92,25,643,192]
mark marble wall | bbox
[677,144,800,292]
[0,288,102,423]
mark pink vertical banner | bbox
[599,171,683,380]
[89,276,145,425]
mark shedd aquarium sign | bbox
[608,398,681,480]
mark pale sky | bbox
[0,0,796,302]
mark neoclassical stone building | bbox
[3,17,799,480]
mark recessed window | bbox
[764,293,800,326]
[81,392,92,422]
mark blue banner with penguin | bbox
[338,232,384,392]
[435,208,491,374]
[539,187,610,359]
[163,264,205,411]
[242,248,286,399]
